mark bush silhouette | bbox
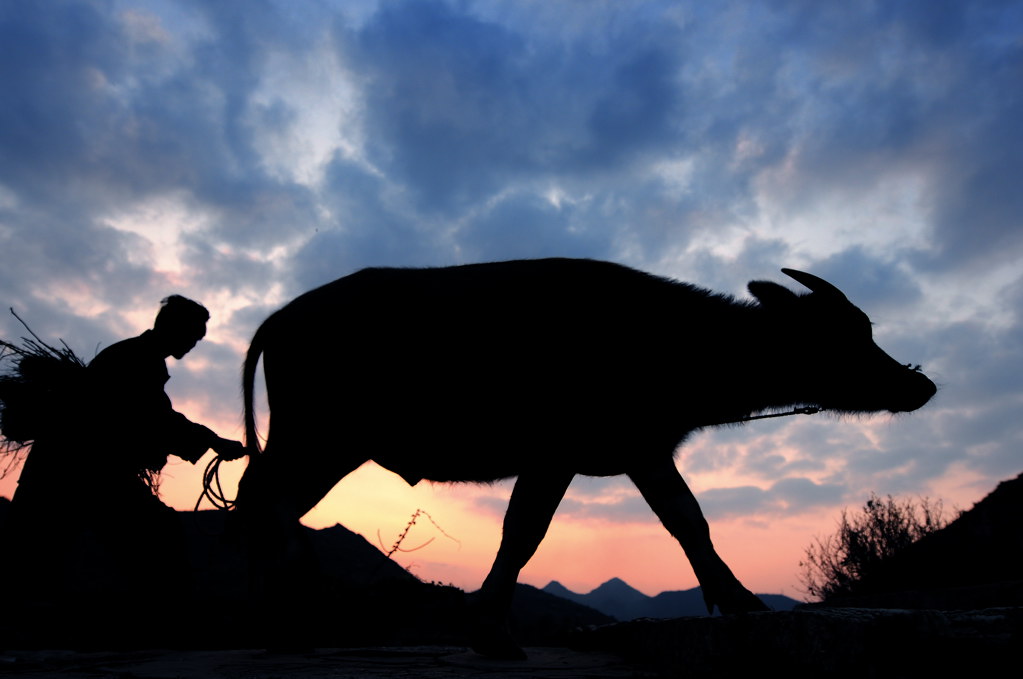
[800,493,954,601]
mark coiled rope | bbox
[195,454,236,511]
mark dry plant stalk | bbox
[379,508,461,559]
[0,310,88,476]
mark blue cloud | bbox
[1,0,1021,523]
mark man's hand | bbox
[212,438,247,461]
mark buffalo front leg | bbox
[471,469,575,660]
[628,459,769,614]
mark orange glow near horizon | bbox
[0,437,993,602]
[1,456,806,597]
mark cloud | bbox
[455,191,613,262]
[543,473,848,525]
[804,248,924,312]
[342,0,689,215]
[0,0,1020,544]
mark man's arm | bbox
[164,412,245,462]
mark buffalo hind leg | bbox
[628,459,769,614]
[236,444,367,650]
[471,470,575,660]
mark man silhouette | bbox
[9,295,244,623]
[83,295,245,492]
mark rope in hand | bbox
[195,454,236,511]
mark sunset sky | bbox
[1,0,1021,601]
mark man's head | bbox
[154,295,209,359]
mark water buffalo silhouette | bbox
[235,258,936,658]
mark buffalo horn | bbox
[781,269,848,301]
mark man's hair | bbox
[154,295,210,331]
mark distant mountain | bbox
[586,577,656,620]
[543,578,801,621]
[646,587,712,618]
[508,583,615,646]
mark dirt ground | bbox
[1,646,655,679]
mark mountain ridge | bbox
[542,578,801,621]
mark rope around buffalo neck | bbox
[742,406,822,421]
[718,406,823,426]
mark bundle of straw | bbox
[0,310,87,471]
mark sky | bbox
[1,0,1021,601]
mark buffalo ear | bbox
[748,280,798,308]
